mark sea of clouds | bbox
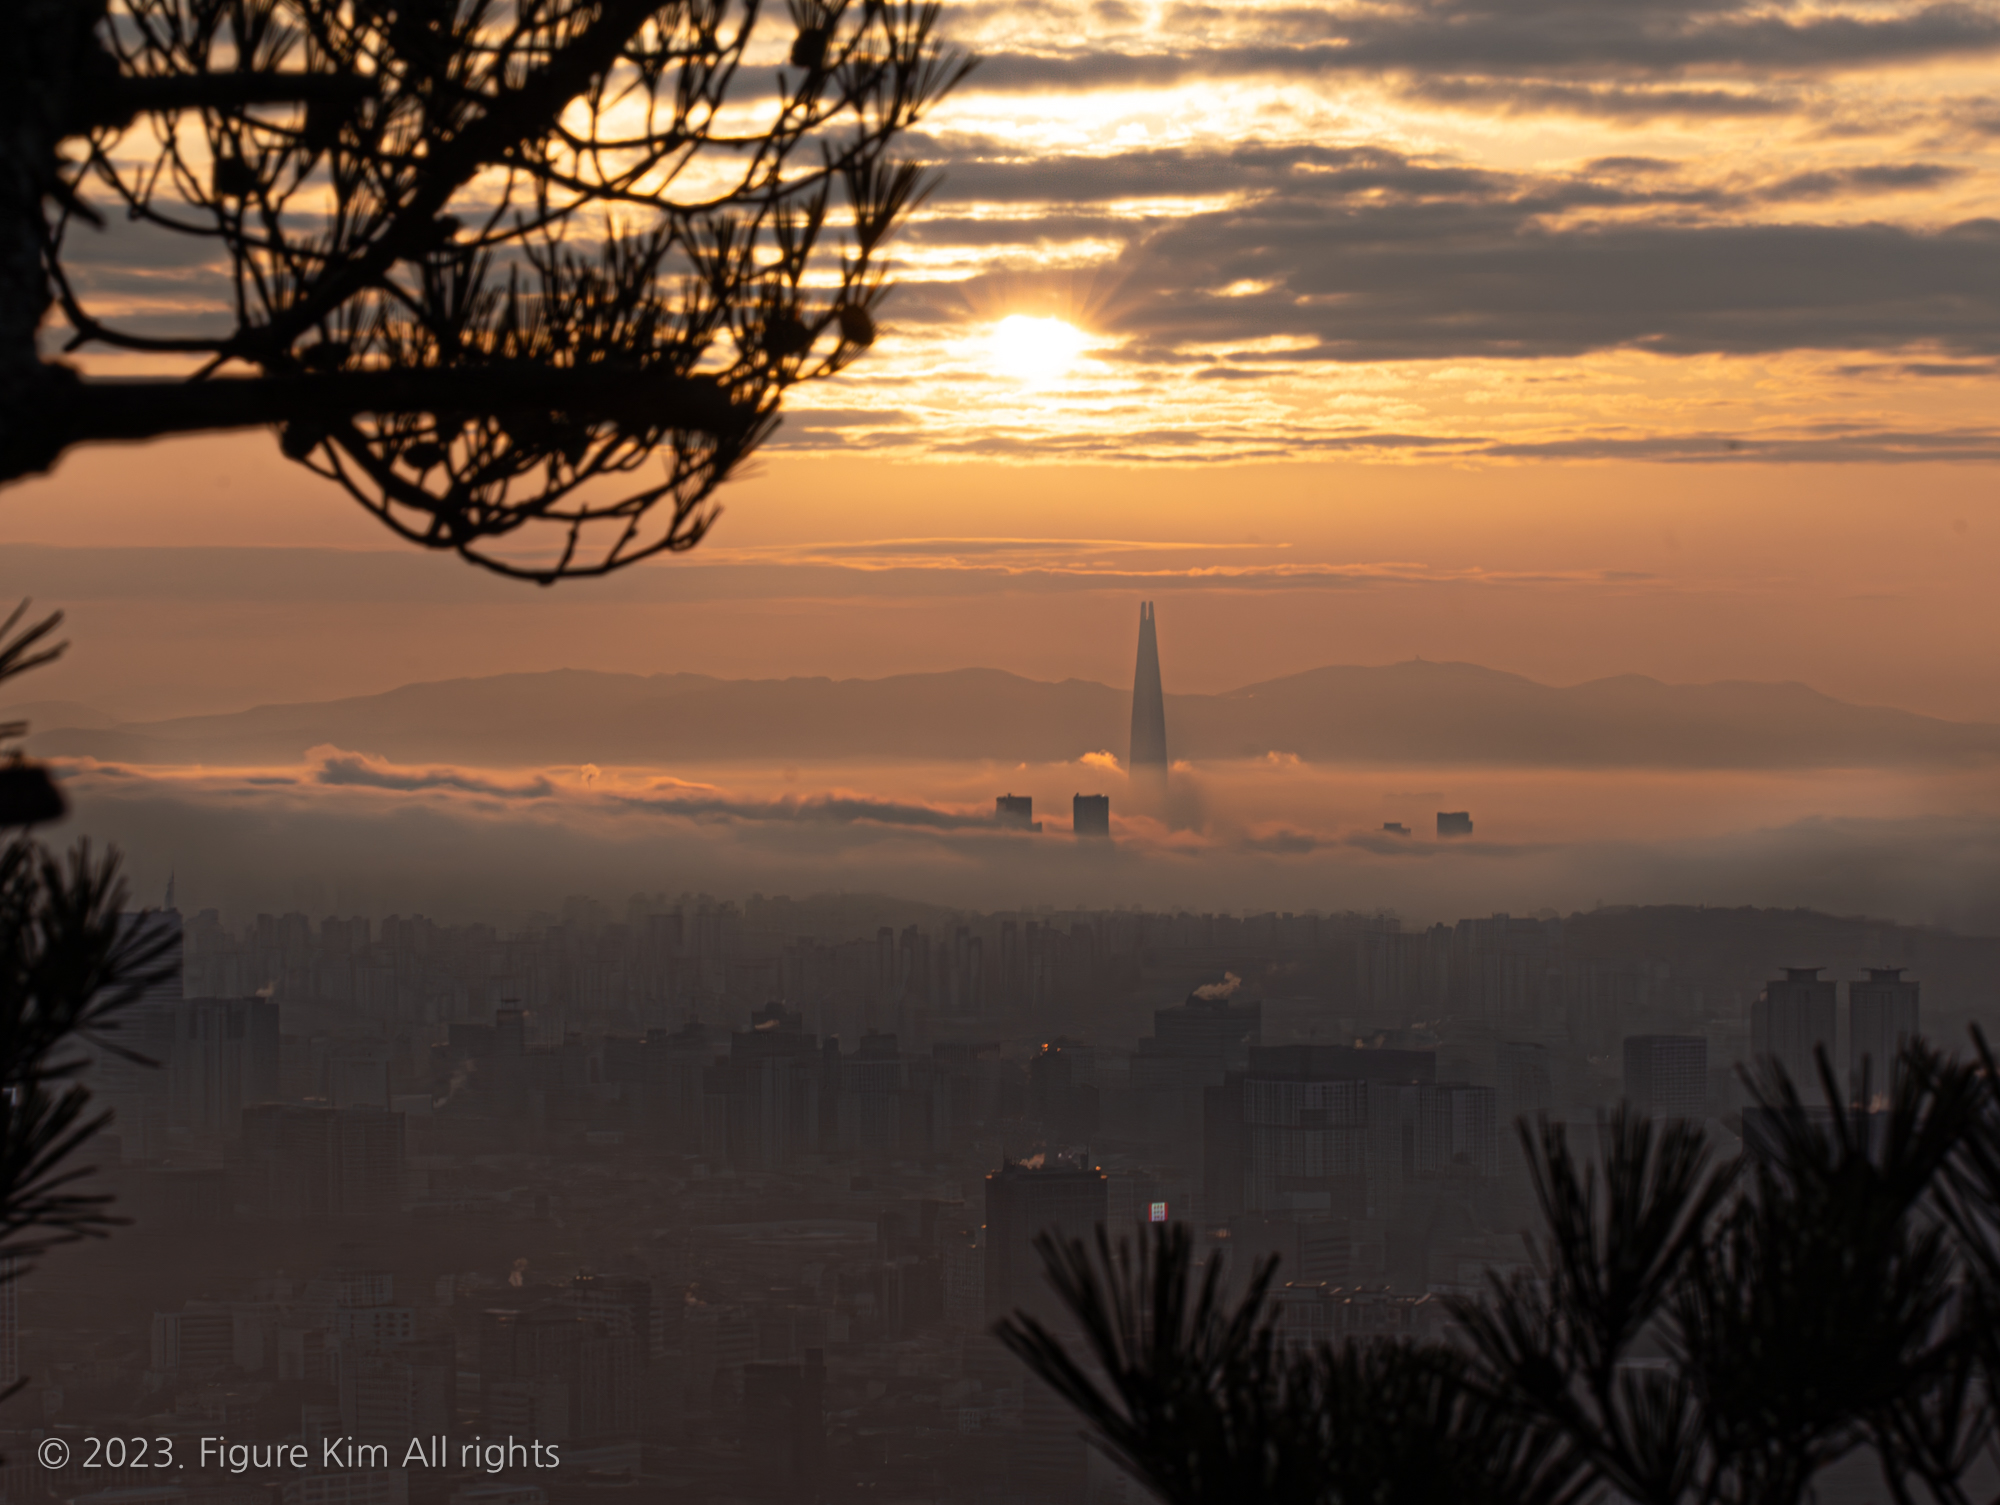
[44,748,2000,932]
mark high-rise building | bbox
[942,1229,984,1329]
[1418,1082,1499,1178]
[89,907,184,1160]
[1019,1373,1089,1505]
[983,1159,1107,1323]
[340,1332,453,1445]
[837,1032,905,1157]
[742,1350,826,1491]
[1240,1057,1367,1219]
[929,1040,1002,1153]
[1752,967,1836,1098]
[995,794,1038,830]
[1133,994,1261,1168]
[1363,1074,1492,1217]
[1496,1041,1553,1129]
[168,996,281,1134]
[123,905,185,1006]
[1129,601,1168,769]
[1623,1035,1707,1121]
[1238,1044,1434,1218]
[568,1272,658,1361]
[605,1021,708,1151]
[1850,967,1920,1103]
[986,1160,1106,1505]
[325,1043,393,1108]
[1072,793,1110,837]
[704,1003,821,1170]
[242,1104,406,1218]
[480,1299,638,1441]
[149,1303,237,1374]
[1208,1045,1438,1221]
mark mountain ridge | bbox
[17,660,1999,770]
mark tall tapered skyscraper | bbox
[1130,601,1169,768]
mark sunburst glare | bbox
[990,315,1092,382]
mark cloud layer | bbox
[52,0,2000,462]
[44,749,2000,934]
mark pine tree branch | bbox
[8,361,744,475]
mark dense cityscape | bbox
[2,884,1984,1505]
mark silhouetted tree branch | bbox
[0,839,175,1260]
[0,602,175,1266]
[1006,1043,2000,1505]
[1453,1106,1732,1505]
[996,1225,1307,1505]
[998,1223,1588,1505]
[5,0,973,580]
[1669,1047,1982,1505]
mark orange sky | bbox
[5,434,1996,722]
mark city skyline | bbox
[16,878,1961,1502]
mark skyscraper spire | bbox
[1129,601,1168,769]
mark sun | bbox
[989,315,1091,381]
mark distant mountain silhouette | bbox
[1188,662,2000,766]
[4,699,123,732]
[19,660,2000,769]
